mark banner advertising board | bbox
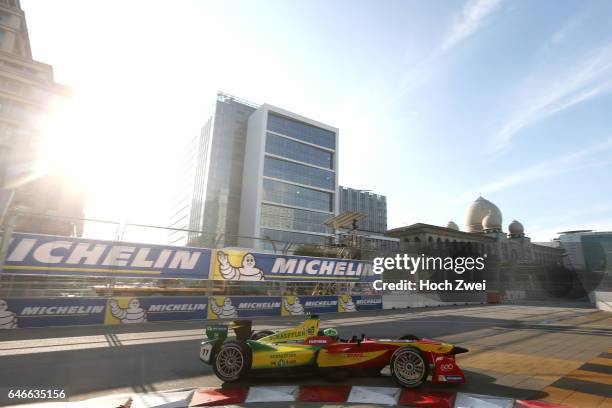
[207,296,282,320]
[338,295,383,312]
[281,295,338,316]
[210,249,373,283]
[1,232,211,279]
[0,297,107,328]
[104,296,208,324]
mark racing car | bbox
[200,315,468,388]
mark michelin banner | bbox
[281,295,338,316]
[211,249,374,283]
[1,232,211,279]
[207,296,282,320]
[338,295,383,312]
[0,295,382,328]
[104,296,208,324]
[0,297,107,328]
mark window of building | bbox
[262,178,333,212]
[267,112,335,149]
[260,228,328,247]
[260,203,331,234]
[265,132,333,169]
[264,156,334,190]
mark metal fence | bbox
[0,211,388,298]
[1,211,603,300]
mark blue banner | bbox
[207,296,281,319]
[211,249,374,283]
[282,295,338,316]
[353,295,384,311]
[1,233,211,279]
[338,295,383,312]
[0,297,107,328]
[105,296,208,324]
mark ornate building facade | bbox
[386,196,565,291]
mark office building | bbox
[172,93,339,250]
[557,230,612,310]
[339,186,387,233]
[0,0,83,236]
[171,93,258,248]
[173,91,345,251]
[338,186,398,251]
[238,104,338,249]
[167,134,199,246]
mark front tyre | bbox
[213,341,252,382]
[390,347,428,388]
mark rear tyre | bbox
[213,341,252,382]
[250,330,275,340]
[390,347,428,388]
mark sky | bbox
[23,0,612,243]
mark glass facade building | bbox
[339,186,387,234]
[239,105,338,249]
[559,231,612,292]
[170,93,257,247]
[173,95,338,250]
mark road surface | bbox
[1,303,611,407]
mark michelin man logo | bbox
[283,297,305,316]
[210,297,238,319]
[110,298,147,324]
[339,296,357,312]
[0,299,17,329]
[217,251,264,281]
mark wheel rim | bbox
[394,351,425,384]
[216,346,244,379]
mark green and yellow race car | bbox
[199,316,468,388]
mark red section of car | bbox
[431,354,465,384]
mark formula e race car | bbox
[199,316,468,388]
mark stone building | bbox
[386,196,565,291]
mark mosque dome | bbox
[508,220,524,236]
[482,211,502,232]
[446,220,459,231]
[465,196,502,233]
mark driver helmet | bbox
[322,327,338,337]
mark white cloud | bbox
[463,138,612,198]
[492,43,612,152]
[441,0,503,52]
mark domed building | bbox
[508,220,525,238]
[386,195,564,269]
[446,220,459,231]
[465,196,502,233]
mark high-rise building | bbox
[339,186,387,234]
[167,133,199,246]
[172,92,340,250]
[238,104,338,249]
[170,93,258,247]
[0,0,84,236]
[558,231,611,284]
[337,186,397,251]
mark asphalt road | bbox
[1,303,611,407]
